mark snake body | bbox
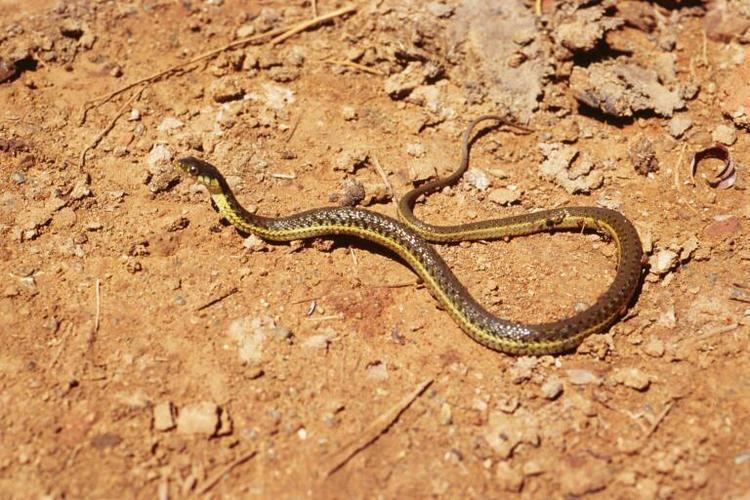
[177,116,643,355]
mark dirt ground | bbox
[1,0,749,498]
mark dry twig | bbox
[322,59,384,76]
[195,286,239,311]
[324,378,433,477]
[78,4,357,125]
[370,154,394,202]
[196,449,257,495]
[79,87,144,167]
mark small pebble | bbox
[495,461,524,492]
[566,368,601,385]
[405,143,426,158]
[440,402,452,425]
[236,23,255,38]
[464,169,491,191]
[341,105,357,121]
[243,234,268,252]
[667,115,693,138]
[643,338,665,357]
[366,361,388,381]
[541,378,564,400]
[712,123,737,145]
[176,402,220,435]
[153,402,176,431]
[11,171,25,184]
[612,368,651,391]
[158,117,184,132]
[510,357,538,384]
[649,249,678,275]
[303,332,335,349]
[488,187,520,206]
[425,1,454,18]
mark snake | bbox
[176,115,643,355]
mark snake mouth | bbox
[176,156,229,193]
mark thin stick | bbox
[645,400,674,437]
[195,287,239,311]
[94,279,101,334]
[196,449,257,495]
[312,0,319,17]
[270,172,297,180]
[370,154,394,202]
[285,112,304,143]
[324,378,433,477]
[79,87,144,167]
[305,314,345,322]
[535,0,542,16]
[673,143,687,190]
[79,4,357,124]
[269,4,356,47]
[322,59,384,76]
[48,322,73,369]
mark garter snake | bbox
[176,115,643,355]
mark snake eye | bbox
[189,165,198,175]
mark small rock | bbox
[680,235,699,263]
[236,23,255,38]
[384,62,427,99]
[147,144,172,168]
[612,368,651,391]
[405,142,426,158]
[334,149,368,173]
[366,361,388,381]
[703,216,741,241]
[488,187,521,206]
[464,169,491,191]
[70,175,92,200]
[158,117,184,132]
[425,1,454,18]
[242,234,268,252]
[228,316,270,364]
[643,338,665,357]
[11,171,25,184]
[522,460,544,476]
[560,457,611,496]
[341,105,357,121]
[541,378,563,400]
[510,357,538,384]
[91,432,123,449]
[495,461,524,492]
[570,61,684,117]
[149,170,180,194]
[409,160,437,183]
[303,330,336,349]
[153,402,176,431]
[270,325,292,342]
[339,179,366,207]
[629,136,658,175]
[657,304,677,328]
[439,402,452,425]
[210,76,245,103]
[128,108,141,121]
[165,216,189,232]
[667,115,693,138]
[565,368,601,385]
[176,402,220,435]
[712,124,738,145]
[483,411,540,459]
[649,249,678,275]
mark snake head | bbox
[176,156,227,194]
